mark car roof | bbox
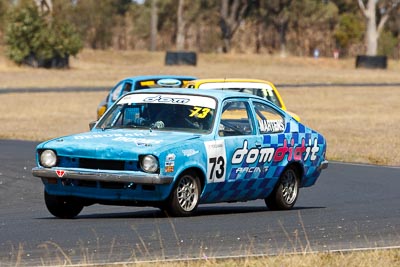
[125,87,264,102]
[122,75,197,81]
[187,78,276,86]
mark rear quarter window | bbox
[253,102,285,134]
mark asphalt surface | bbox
[0,140,399,266]
[2,82,400,95]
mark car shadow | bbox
[38,205,325,220]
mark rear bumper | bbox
[32,167,173,185]
[317,160,329,172]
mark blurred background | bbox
[1,0,400,68]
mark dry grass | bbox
[130,249,400,267]
[280,86,400,166]
[0,92,104,140]
[1,49,400,166]
[14,248,400,267]
[2,48,400,89]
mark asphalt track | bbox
[2,82,400,94]
[0,139,399,265]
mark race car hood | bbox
[37,129,200,160]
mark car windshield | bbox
[97,93,216,134]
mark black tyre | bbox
[44,191,83,219]
[165,171,200,217]
[265,166,299,210]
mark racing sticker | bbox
[204,140,227,183]
[258,119,284,133]
[119,94,216,109]
[112,137,162,146]
[165,153,175,173]
[56,170,65,178]
[74,132,158,140]
[232,137,320,165]
[182,149,199,157]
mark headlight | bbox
[141,155,158,173]
[40,150,57,167]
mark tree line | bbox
[1,0,400,67]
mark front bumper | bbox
[32,167,173,185]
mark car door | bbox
[203,98,265,203]
[251,100,287,187]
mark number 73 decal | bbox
[205,140,227,183]
[189,107,210,119]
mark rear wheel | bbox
[44,191,83,219]
[265,166,299,210]
[165,171,200,217]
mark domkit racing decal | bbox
[227,137,322,181]
[232,137,320,165]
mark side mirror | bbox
[89,121,97,130]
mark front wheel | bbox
[44,191,83,219]
[165,171,200,217]
[265,166,299,210]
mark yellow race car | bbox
[185,78,300,121]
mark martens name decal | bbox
[258,119,284,133]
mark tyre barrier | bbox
[23,54,70,69]
[165,51,197,66]
[355,55,387,69]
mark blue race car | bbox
[33,88,328,218]
[97,75,197,119]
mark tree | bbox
[150,0,158,51]
[334,13,364,55]
[72,0,117,49]
[358,0,400,56]
[5,1,82,68]
[219,0,251,53]
[264,0,293,57]
[34,0,52,13]
[0,0,11,38]
[176,0,185,50]
[288,0,338,56]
